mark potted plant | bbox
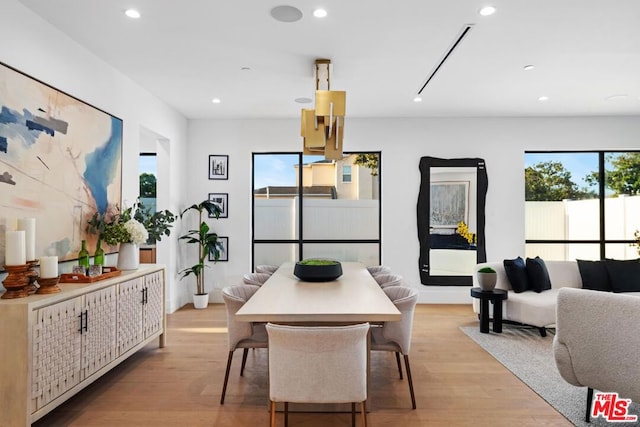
[179,199,223,309]
[87,199,175,270]
[477,266,497,291]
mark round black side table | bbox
[470,288,508,333]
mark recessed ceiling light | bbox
[211,98,221,104]
[124,9,141,19]
[295,97,313,104]
[523,65,535,71]
[605,94,628,101]
[240,66,251,71]
[270,5,303,23]
[479,6,496,16]
[538,96,549,102]
[313,9,328,18]
[413,96,423,103]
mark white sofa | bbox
[554,288,640,422]
[473,260,583,336]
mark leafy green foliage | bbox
[585,153,640,196]
[353,154,379,176]
[525,161,596,201]
[298,259,339,266]
[139,173,156,197]
[179,199,223,295]
[478,266,496,273]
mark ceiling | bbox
[18,0,640,119]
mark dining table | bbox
[235,261,401,324]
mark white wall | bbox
[2,1,189,312]
[189,116,640,304]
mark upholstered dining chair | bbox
[243,272,271,287]
[373,273,403,289]
[371,286,418,409]
[255,264,279,275]
[367,265,392,276]
[266,323,370,427]
[220,284,268,405]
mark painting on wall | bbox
[208,193,228,218]
[0,62,123,264]
[429,181,469,229]
[209,155,228,180]
[209,236,228,262]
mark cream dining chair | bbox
[367,265,392,276]
[371,286,418,409]
[373,273,403,289]
[266,323,370,427]
[243,272,271,286]
[255,264,279,275]
[220,284,268,405]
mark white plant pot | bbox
[193,293,209,309]
[117,243,139,271]
[477,272,497,291]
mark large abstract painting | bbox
[0,62,122,264]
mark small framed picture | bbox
[209,155,228,180]
[208,193,228,218]
[209,236,228,262]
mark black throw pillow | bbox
[604,259,640,293]
[503,257,529,293]
[526,257,552,293]
[576,259,611,292]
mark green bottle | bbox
[78,239,90,270]
[94,238,105,266]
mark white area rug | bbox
[461,326,640,426]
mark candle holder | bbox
[1,264,30,299]
[36,276,61,294]
[26,259,39,294]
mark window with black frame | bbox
[252,152,381,269]
[525,151,640,260]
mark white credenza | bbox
[0,264,166,426]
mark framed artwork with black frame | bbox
[208,193,228,218]
[209,236,228,262]
[209,155,228,180]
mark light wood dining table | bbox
[235,261,401,323]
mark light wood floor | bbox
[34,304,572,426]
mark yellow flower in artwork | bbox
[456,221,477,245]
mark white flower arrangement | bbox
[124,219,149,245]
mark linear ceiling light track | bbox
[417,24,474,95]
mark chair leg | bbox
[586,387,593,423]
[220,351,234,404]
[538,327,547,337]
[240,348,249,376]
[404,354,417,409]
[360,401,367,427]
[284,402,289,427]
[270,401,276,427]
[395,352,403,379]
[351,402,356,427]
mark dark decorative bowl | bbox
[293,260,343,282]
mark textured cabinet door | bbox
[82,286,117,380]
[31,297,83,411]
[143,270,164,339]
[117,277,144,355]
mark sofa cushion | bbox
[576,259,611,292]
[604,259,640,293]
[503,257,529,293]
[506,289,560,327]
[526,257,552,293]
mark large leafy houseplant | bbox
[179,199,223,296]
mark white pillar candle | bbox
[40,256,59,279]
[5,230,26,266]
[17,218,36,261]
